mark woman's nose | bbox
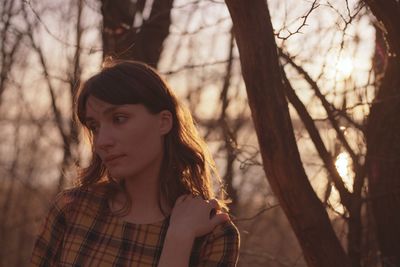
[94,127,115,151]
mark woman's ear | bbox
[159,110,173,135]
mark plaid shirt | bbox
[30,184,239,266]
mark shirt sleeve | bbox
[196,220,240,267]
[30,192,68,267]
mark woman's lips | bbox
[104,154,125,164]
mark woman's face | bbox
[84,95,171,182]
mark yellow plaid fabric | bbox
[30,184,240,266]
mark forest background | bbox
[0,0,399,266]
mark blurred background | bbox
[1,0,399,266]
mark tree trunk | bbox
[364,0,400,265]
[224,0,351,266]
[101,0,173,67]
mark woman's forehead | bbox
[84,95,145,120]
[85,96,116,115]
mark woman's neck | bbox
[111,166,170,224]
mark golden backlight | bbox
[329,152,354,214]
[335,152,353,193]
[336,57,354,79]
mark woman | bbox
[30,60,240,266]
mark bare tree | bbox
[224,0,351,266]
[364,0,400,265]
[1,0,392,266]
[101,0,174,67]
[0,0,24,104]
[0,0,91,264]
[22,0,83,191]
[280,48,367,267]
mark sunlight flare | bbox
[328,152,355,215]
[336,57,354,78]
[334,152,353,193]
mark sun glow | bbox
[329,152,354,215]
[336,57,354,78]
[326,53,356,81]
[335,152,353,193]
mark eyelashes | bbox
[86,113,129,134]
[113,114,128,124]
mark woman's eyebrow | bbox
[84,106,120,123]
[102,106,121,116]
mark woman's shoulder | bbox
[52,181,110,212]
[192,219,240,265]
[209,219,240,240]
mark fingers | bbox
[208,199,220,209]
[171,194,230,237]
[207,199,220,219]
[208,198,229,224]
[209,208,217,219]
[175,195,226,221]
[210,212,230,227]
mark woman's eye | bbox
[113,115,127,124]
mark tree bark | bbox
[101,0,173,67]
[224,0,351,266]
[364,0,400,265]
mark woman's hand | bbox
[168,195,230,239]
[158,195,230,267]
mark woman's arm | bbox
[157,195,230,267]
[157,227,195,266]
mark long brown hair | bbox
[75,59,226,214]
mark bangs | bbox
[76,61,171,127]
[77,69,153,125]
[86,71,146,104]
